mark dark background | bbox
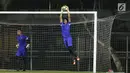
[0,0,129,72]
[0,0,130,31]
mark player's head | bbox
[63,18,68,24]
[17,30,22,35]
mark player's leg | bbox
[67,46,77,65]
[67,37,77,57]
[16,51,21,71]
[22,57,26,71]
[63,38,75,56]
[68,47,76,57]
[21,51,27,71]
[67,37,80,62]
[63,38,68,48]
[63,37,79,65]
[66,37,76,64]
[63,38,76,64]
[16,56,20,71]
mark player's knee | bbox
[68,47,73,52]
[68,46,73,49]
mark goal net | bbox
[0,11,115,72]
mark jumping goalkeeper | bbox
[16,30,30,71]
[59,6,80,65]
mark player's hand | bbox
[66,6,69,11]
[16,44,19,48]
[26,44,30,49]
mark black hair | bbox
[63,17,68,22]
[17,29,22,31]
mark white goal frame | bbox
[0,11,97,73]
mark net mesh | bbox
[0,14,115,72]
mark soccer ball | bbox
[61,5,68,11]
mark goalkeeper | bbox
[15,30,30,71]
[59,5,80,65]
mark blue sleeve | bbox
[25,36,30,43]
[68,22,71,25]
[25,36,29,40]
[60,22,63,26]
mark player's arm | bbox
[67,8,71,22]
[60,9,63,23]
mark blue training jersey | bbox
[17,34,28,50]
[61,22,71,38]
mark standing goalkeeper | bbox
[59,6,80,65]
[16,30,30,71]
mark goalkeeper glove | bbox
[16,44,19,48]
[26,44,30,49]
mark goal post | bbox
[0,11,98,73]
[93,12,97,73]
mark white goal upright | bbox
[0,11,114,73]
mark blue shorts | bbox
[16,47,27,57]
[63,37,73,48]
[16,50,27,57]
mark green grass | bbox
[0,70,105,73]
